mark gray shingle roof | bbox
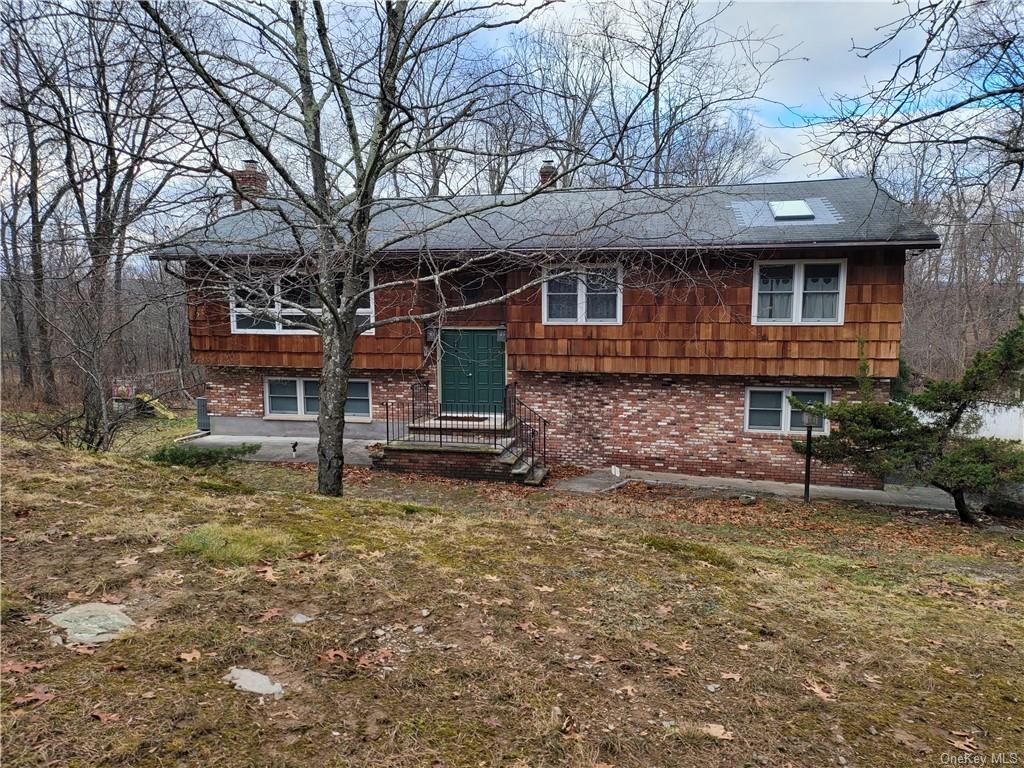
[160,176,939,259]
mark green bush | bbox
[150,442,260,467]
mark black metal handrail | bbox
[505,383,547,469]
[385,382,547,469]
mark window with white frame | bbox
[231,277,318,333]
[745,388,830,433]
[264,377,372,421]
[231,271,375,334]
[543,265,622,324]
[752,260,845,324]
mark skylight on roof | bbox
[769,200,815,221]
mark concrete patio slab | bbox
[186,434,378,466]
[553,467,955,511]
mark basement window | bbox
[543,264,622,325]
[752,260,845,325]
[264,377,373,422]
[745,387,830,434]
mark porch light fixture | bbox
[496,325,507,343]
[424,324,438,344]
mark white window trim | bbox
[263,377,373,423]
[751,259,846,326]
[744,386,832,435]
[230,269,376,336]
[356,271,376,336]
[542,263,624,325]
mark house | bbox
[159,167,939,488]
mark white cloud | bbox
[716,1,925,180]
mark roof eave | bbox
[151,236,941,262]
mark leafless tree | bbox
[904,190,1024,380]
[2,0,208,447]
[821,0,1023,194]
[1,13,69,404]
[813,0,1024,381]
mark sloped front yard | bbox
[1,438,1022,767]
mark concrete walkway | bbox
[553,467,955,511]
[183,433,953,510]
[186,435,378,466]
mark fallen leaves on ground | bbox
[3,437,1022,767]
[252,565,279,582]
[1,660,46,675]
[699,723,734,741]
[803,677,837,702]
[356,648,395,670]
[11,686,56,708]
[317,649,351,663]
[948,732,982,753]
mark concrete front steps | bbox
[370,434,548,486]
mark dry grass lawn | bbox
[1,436,1022,767]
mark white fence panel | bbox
[975,405,1024,441]
[908,404,1024,442]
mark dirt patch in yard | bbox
[2,437,1022,767]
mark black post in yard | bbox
[803,422,813,503]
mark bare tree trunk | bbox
[28,210,58,404]
[952,489,980,525]
[1,221,35,389]
[21,104,58,403]
[8,282,35,390]
[316,322,354,496]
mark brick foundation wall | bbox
[371,447,512,482]
[205,366,432,421]
[509,371,886,489]
[206,365,884,489]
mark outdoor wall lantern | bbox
[496,325,507,343]
[424,324,438,344]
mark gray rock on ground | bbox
[48,602,135,644]
[222,667,284,698]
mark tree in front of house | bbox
[796,319,1024,524]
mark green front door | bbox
[440,329,505,413]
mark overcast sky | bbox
[715,1,917,181]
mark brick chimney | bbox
[230,160,268,210]
[538,159,557,188]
